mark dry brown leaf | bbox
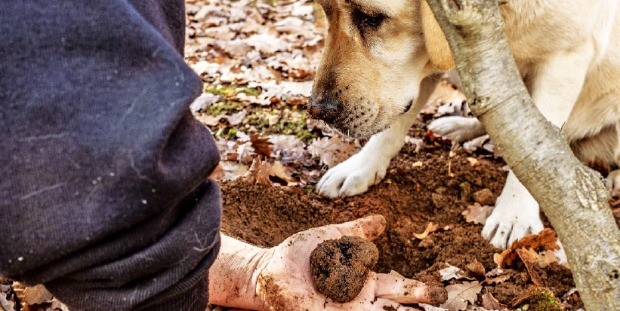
[269,135,310,164]
[270,161,295,184]
[462,203,493,225]
[23,284,53,305]
[440,281,482,311]
[250,134,274,158]
[493,228,560,269]
[481,289,506,310]
[414,222,440,240]
[195,114,221,127]
[485,268,515,285]
[307,136,357,168]
[511,228,560,251]
[217,161,250,182]
[515,248,546,286]
[464,259,486,280]
[245,159,271,185]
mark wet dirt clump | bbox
[309,236,379,303]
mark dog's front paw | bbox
[481,194,544,249]
[481,174,544,249]
[428,116,485,143]
[316,153,389,198]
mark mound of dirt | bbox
[219,127,583,310]
[309,236,379,303]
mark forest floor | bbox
[3,1,619,310]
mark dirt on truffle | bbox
[309,236,379,303]
[219,129,584,309]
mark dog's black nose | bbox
[309,96,342,124]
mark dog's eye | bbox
[352,10,386,30]
[363,14,385,27]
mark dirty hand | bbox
[253,215,442,310]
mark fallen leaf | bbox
[481,289,506,310]
[218,161,250,182]
[250,134,274,158]
[464,259,486,280]
[414,222,440,240]
[419,304,449,311]
[485,268,515,285]
[439,265,471,282]
[245,159,271,185]
[0,287,15,311]
[23,284,53,305]
[462,203,493,225]
[493,229,560,269]
[440,281,482,311]
[190,92,220,113]
[226,110,247,126]
[307,136,357,168]
[270,161,295,184]
[516,248,545,286]
[269,135,310,164]
[463,135,494,153]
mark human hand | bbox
[253,215,445,310]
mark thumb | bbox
[330,215,387,241]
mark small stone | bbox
[473,189,496,205]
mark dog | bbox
[309,0,620,249]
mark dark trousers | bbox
[0,1,221,310]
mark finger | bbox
[331,215,387,241]
[372,271,447,305]
[372,298,422,311]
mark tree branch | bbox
[425,0,620,309]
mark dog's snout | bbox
[309,96,342,124]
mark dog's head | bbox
[309,0,454,138]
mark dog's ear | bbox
[421,0,455,70]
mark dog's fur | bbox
[310,0,620,249]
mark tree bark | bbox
[424,0,620,309]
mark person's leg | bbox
[0,1,220,310]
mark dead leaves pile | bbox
[211,131,359,186]
[186,0,323,106]
[426,227,575,311]
[0,281,67,311]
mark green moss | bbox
[204,84,262,98]
[460,182,472,199]
[207,102,242,115]
[514,288,563,311]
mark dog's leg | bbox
[316,74,441,198]
[428,116,485,143]
[483,45,594,249]
[316,109,416,198]
[428,71,486,143]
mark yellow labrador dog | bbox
[309,0,620,249]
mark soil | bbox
[219,126,584,310]
[309,236,379,303]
